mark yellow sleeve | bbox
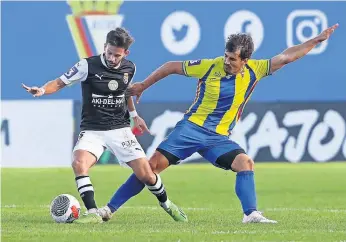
[247,59,271,80]
[182,59,214,79]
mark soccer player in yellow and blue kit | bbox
[98,24,339,223]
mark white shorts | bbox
[73,127,147,166]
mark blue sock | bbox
[107,173,145,213]
[235,171,257,215]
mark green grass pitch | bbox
[2,163,346,241]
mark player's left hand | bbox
[132,116,151,135]
[316,23,339,42]
[22,83,45,97]
[127,82,145,104]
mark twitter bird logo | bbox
[161,11,200,55]
[173,25,188,41]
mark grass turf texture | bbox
[2,163,346,241]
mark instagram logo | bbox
[287,10,328,54]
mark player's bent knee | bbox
[149,150,171,173]
[215,149,246,171]
[141,172,157,185]
[72,150,97,175]
[156,148,179,166]
[148,155,159,172]
[127,158,157,185]
[72,158,89,174]
[134,167,156,185]
[231,153,254,172]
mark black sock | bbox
[146,174,168,203]
[75,175,97,210]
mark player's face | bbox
[104,44,129,68]
[223,50,248,75]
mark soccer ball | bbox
[50,194,80,223]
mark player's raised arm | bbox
[144,61,185,87]
[128,59,213,103]
[22,78,66,97]
[127,61,184,103]
[270,23,339,74]
[22,59,88,97]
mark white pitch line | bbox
[126,206,346,213]
[212,230,346,235]
[2,205,346,213]
[265,208,346,213]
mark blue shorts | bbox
[157,119,245,169]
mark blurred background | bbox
[2,0,346,167]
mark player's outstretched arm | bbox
[270,23,339,74]
[127,61,184,103]
[22,78,66,97]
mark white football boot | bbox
[242,211,277,223]
[98,205,113,222]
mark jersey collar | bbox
[100,54,122,69]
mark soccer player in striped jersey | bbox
[98,24,338,223]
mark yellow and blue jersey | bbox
[182,57,271,136]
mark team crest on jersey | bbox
[214,72,222,77]
[108,80,118,91]
[188,60,201,66]
[123,73,129,84]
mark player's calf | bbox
[127,158,187,222]
[72,150,98,214]
[144,172,187,222]
[231,154,258,217]
[128,158,168,205]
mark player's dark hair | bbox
[106,27,134,50]
[225,33,254,60]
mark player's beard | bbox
[224,65,235,75]
[106,58,122,69]
[224,64,243,75]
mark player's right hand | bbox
[22,83,45,97]
[315,23,339,43]
[127,82,145,104]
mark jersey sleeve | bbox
[247,59,271,80]
[129,64,136,85]
[60,59,88,86]
[182,59,214,79]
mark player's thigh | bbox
[72,131,106,167]
[105,127,147,167]
[156,120,204,165]
[198,139,246,171]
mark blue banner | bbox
[71,100,346,163]
[2,1,346,101]
[133,101,346,163]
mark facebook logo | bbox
[224,10,264,51]
[241,20,252,33]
